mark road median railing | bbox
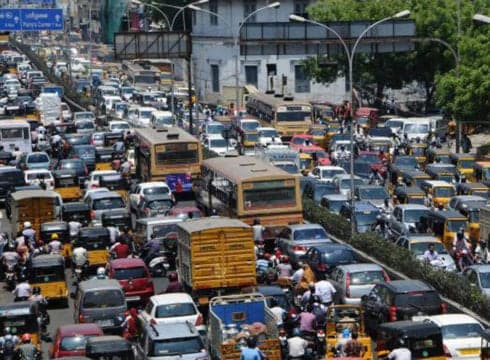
[303,197,490,324]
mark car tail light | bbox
[389,306,397,321]
[90,210,96,219]
[292,245,305,252]
[345,272,351,298]
[195,313,204,326]
[441,303,447,313]
[317,263,328,272]
[91,184,98,188]
[79,314,84,323]
[383,271,390,282]
[443,344,452,357]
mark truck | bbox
[208,293,280,360]
[176,218,256,306]
[35,92,61,125]
[480,206,490,242]
[256,145,300,174]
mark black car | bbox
[303,243,357,279]
[303,179,338,203]
[69,145,96,171]
[65,133,91,148]
[0,167,25,204]
[361,280,446,337]
[135,194,175,218]
[56,158,88,185]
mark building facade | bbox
[191,0,346,105]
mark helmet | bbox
[292,328,302,337]
[4,327,11,335]
[168,272,178,282]
[32,286,41,295]
[96,267,106,278]
[23,221,31,229]
[21,333,31,343]
[51,233,59,240]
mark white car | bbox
[24,169,54,190]
[136,107,157,127]
[415,314,484,359]
[84,170,118,189]
[257,127,282,146]
[331,141,352,162]
[139,293,205,335]
[332,174,365,198]
[82,187,110,201]
[109,120,131,134]
[205,136,229,156]
[60,102,72,121]
[129,181,172,212]
[309,166,347,183]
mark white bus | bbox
[0,120,32,153]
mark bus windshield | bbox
[1,127,29,139]
[134,74,157,84]
[277,111,310,122]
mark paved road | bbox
[0,209,169,358]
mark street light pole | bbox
[190,2,280,114]
[290,9,410,235]
[131,0,171,29]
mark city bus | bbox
[0,120,32,154]
[131,58,173,90]
[134,127,202,193]
[196,156,303,227]
[246,92,312,141]
[121,60,160,91]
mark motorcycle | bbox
[148,255,170,277]
[0,339,15,360]
[4,264,16,291]
[278,329,288,359]
[73,262,89,285]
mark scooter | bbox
[148,255,170,277]
[4,264,16,291]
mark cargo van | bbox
[402,117,431,141]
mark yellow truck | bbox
[176,218,256,306]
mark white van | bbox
[402,117,431,141]
[136,107,157,127]
[151,110,174,128]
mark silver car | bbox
[329,263,389,304]
[462,265,490,298]
[85,191,126,226]
[276,224,331,265]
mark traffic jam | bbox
[0,32,489,360]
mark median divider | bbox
[302,197,490,324]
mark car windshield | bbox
[459,159,475,169]
[434,187,454,197]
[441,324,483,339]
[75,113,95,121]
[140,111,153,118]
[358,154,380,163]
[74,147,95,157]
[155,303,196,318]
[447,220,468,232]
[152,224,179,238]
[155,116,173,125]
[148,199,173,209]
[93,198,125,210]
[480,272,490,288]
[351,271,385,285]
[359,188,388,200]
[411,242,448,256]
[208,124,224,134]
[293,228,327,240]
[313,185,337,201]
[27,172,50,180]
[404,123,429,133]
[328,200,346,213]
[260,129,278,137]
[411,147,426,156]
[395,157,418,167]
[404,209,429,223]
[340,178,364,189]
[112,123,129,130]
[60,335,90,351]
[322,249,355,264]
[151,337,204,356]
[394,291,440,307]
[355,211,379,226]
[28,153,49,163]
[322,169,345,179]
[83,289,125,308]
[77,121,94,129]
[210,139,227,148]
[468,210,480,223]
[113,267,146,280]
[142,186,170,195]
[242,122,259,131]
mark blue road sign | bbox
[0,8,63,31]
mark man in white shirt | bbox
[315,279,337,306]
[388,339,412,360]
[287,329,308,358]
[13,280,32,301]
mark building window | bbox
[209,0,218,25]
[294,0,309,18]
[295,65,310,93]
[245,65,258,87]
[211,64,220,92]
[244,0,257,22]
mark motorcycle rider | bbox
[453,228,473,270]
[47,233,62,255]
[72,245,88,272]
[268,298,286,327]
[29,287,49,332]
[12,278,31,302]
[68,220,82,239]
[110,238,130,259]
[369,167,384,185]
[276,255,293,279]
[21,222,36,248]
[94,267,108,280]
[122,308,139,341]
[423,243,439,262]
[1,246,20,277]
[287,328,308,359]
[387,337,412,360]
[475,239,489,264]
[162,272,183,293]
[256,252,271,274]
[16,333,39,360]
[143,233,160,265]
[343,331,364,357]
[0,327,20,356]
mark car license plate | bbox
[97,319,114,327]
[126,296,140,302]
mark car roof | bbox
[142,194,173,201]
[336,263,383,272]
[79,279,122,291]
[136,216,182,226]
[423,314,482,327]
[322,194,348,201]
[385,280,434,293]
[317,166,345,171]
[467,264,490,273]
[150,292,194,305]
[313,243,351,252]
[353,201,379,211]
[288,223,325,231]
[110,258,146,269]
[88,191,122,200]
[423,180,454,187]
[144,322,198,340]
[394,204,429,210]
[58,323,104,336]
[138,182,169,188]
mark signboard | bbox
[0,8,63,31]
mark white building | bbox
[191,0,346,106]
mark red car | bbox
[289,134,319,152]
[107,258,154,304]
[168,205,204,219]
[50,323,103,358]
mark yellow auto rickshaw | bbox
[299,153,314,175]
[95,147,114,171]
[308,125,328,149]
[29,254,68,306]
[407,142,428,169]
[40,221,71,260]
[376,321,445,360]
[427,147,451,164]
[0,301,42,350]
[450,153,476,182]
[54,170,81,202]
[423,210,469,250]
[76,227,110,268]
[420,180,456,208]
[325,305,373,359]
[99,173,129,203]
